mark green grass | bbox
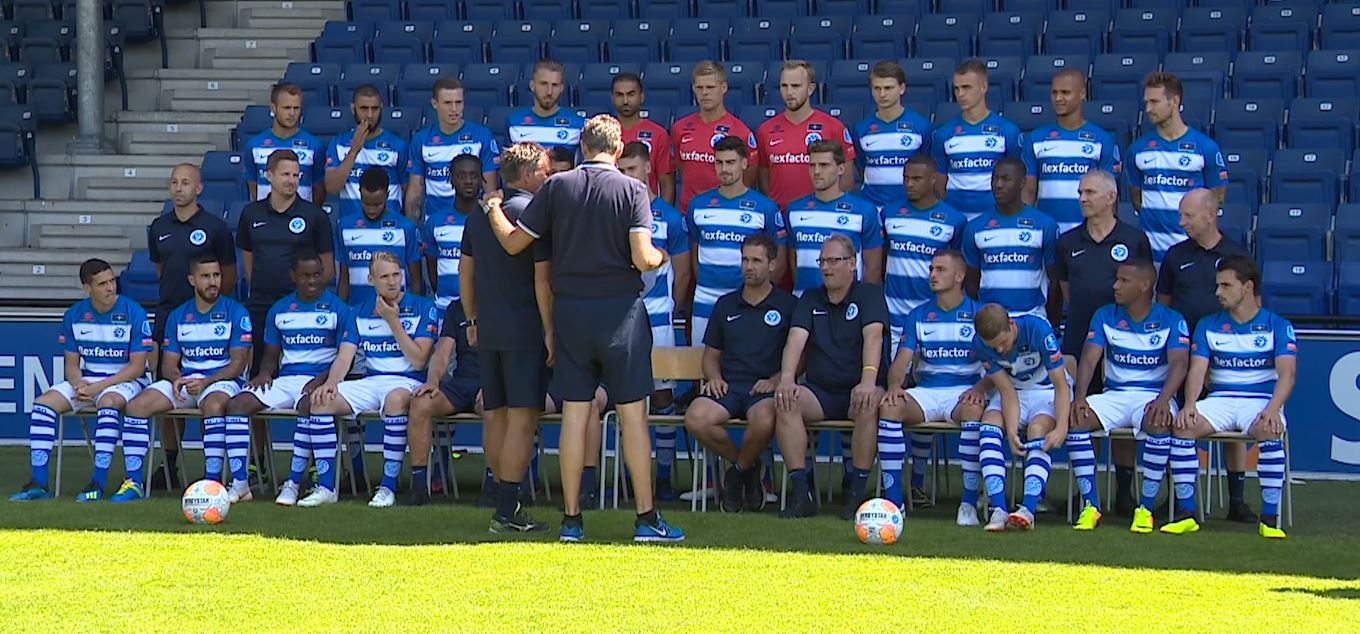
[2,447,1359,632]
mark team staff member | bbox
[613,73,675,205]
[335,168,422,305]
[854,61,932,209]
[673,60,760,213]
[485,115,684,543]
[246,83,325,203]
[324,85,408,218]
[757,60,856,211]
[406,78,500,219]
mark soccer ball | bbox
[182,479,231,525]
[853,498,904,545]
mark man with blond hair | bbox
[672,61,759,212]
[757,59,857,211]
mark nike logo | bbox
[278,318,296,326]
[726,315,740,322]
[922,330,936,336]
[812,309,828,316]
[1179,262,1194,270]
[1070,249,1085,258]
[983,236,997,242]
[796,215,814,223]
[769,138,783,146]
[363,324,385,333]
[252,221,267,228]
[78,328,93,336]
[157,234,171,242]
[946,140,964,152]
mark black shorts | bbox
[439,379,480,413]
[552,294,652,405]
[480,347,548,410]
[807,382,853,421]
[701,382,774,419]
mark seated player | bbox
[1069,260,1188,531]
[972,303,1071,532]
[308,252,438,508]
[11,259,153,502]
[547,146,575,175]
[122,256,252,501]
[684,234,794,513]
[1159,256,1295,540]
[877,250,988,520]
[222,252,349,506]
[774,235,890,519]
[407,299,483,507]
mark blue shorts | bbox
[806,382,852,421]
[699,382,774,419]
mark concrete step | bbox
[240,8,344,30]
[206,55,295,72]
[0,248,133,265]
[118,132,221,156]
[21,200,161,215]
[38,234,134,250]
[0,261,81,278]
[108,110,242,145]
[22,207,160,230]
[0,283,84,302]
[167,90,262,113]
[38,224,128,238]
[77,176,172,202]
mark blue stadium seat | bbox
[978,11,1042,59]
[669,19,726,62]
[462,0,513,20]
[1117,201,1138,227]
[1305,50,1360,99]
[233,105,273,151]
[12,0,55,22]
[728,18,788,62]
[1110,8,1177,57]
[637,0,690,19]
[19,20,71,64]
[201,151,248,202]
[1261,261,1332,316]
[383,106,419,139]
[487,33,542,64]
[822,59,871,104]
[349,0,401,23]
[338,63,398,104]
[1177,6,1245,56]
[1090,53,1158,104]
[753,0,807,18]
[1333,204,1360,265]
[430,20,488,64]
[460,62,518,106]
[0,61,28,105]
[521,0,573,21]
[493,19,551,38]
[788,16,850,61]
[0,20,23,55]
[311,21,368,64]
[850,14,911,60]
[404,0,455,22]
[1256,204,1331,262]
[1126,0,1181,11]
[815,0,870,17]
[1020,55,1089,101]
[1321,4,1360,50]
[303,105,348,141]
[395,63,457,107]
[547,20,607,64]
[576,62,641,105]
[1162,51,1230,76]
[915,14,974,60]
[824,103,862,127]
[978,56,1021,108]
[1172,71,1223,129]
[900,56,953,114]
[876,0,926,17]
[27,61,73,122]
[1270,149,1344,209]
[641,62,691,106]
[1231,51,1301,102]
[283,62,339,107]
[1338,262,1360,315]
[1216,204,1252,247]
[737,104,776,131]
[0,104,35,195]
[1222,149,1266,215]
[613,18,670,39]
[1044,10,1109,58]
[1287,98,1359,157]
[223,200,248,234]
[606,31,663,63]
[119,251,159,304]
[722,60,763,106]
[671,17,728,41]
[486,106,511,143]
[1248,4,1316,53]
[1213,98,1284,155]
[1003,101,1052,133]
[1085,100,1135,149]
[109,0,160,44]
[371,21,432,65]
[933,102,961,126]
[578,0,631,20]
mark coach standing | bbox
[485,115,684,544]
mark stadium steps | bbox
[109,111,241,152]
[0,248,134,302]
[189,27,320,72]
[126,68,289,112]
[36,225,133,250]
[237,2,346,30]
[38,154,202,202]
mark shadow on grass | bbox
[1270,587,1360,601]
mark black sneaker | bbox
[490,505,549,533]
[909,486,934,509]
[779,490,816,519]
[1226,501,1259,524]
[720,467,744,513]
[149,468,183,493]
[406,483,430,507]
[742,467,765,512]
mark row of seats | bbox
[1255,260,1357,317]
[0,1,161,41]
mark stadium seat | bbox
[850,14,911,60]
[1255,204,1331,262]
[822,59,871,104]
[303,105,348,139]
[576,62,642,105]
[119,251,159,304]
[338,63,398,104]
[0,103,36,196]
[577,0,631,20]
[606,31,663,63]
[1085,100,1135,149]
[1090,53,1158,104]
[1231,51,1301,102]
[1126,0,1181,11]
[460,62,518,106]
[722,60,762,107]
[815,0,870,17]
[1270,149,1344,209]
[1338,262,1360,315]
[233,105,273,151]
[728,18,788,62]
[978,56,1021,108]
[1287,98,1359,157]
[639,105,673,128]
[109,0,161,44]
[1021,55,1089,101]
[1172,71,1223,129]
[1261,261,1332,316]
[383,106,419,139]
[823,103,861,127]
[978,11,1041,59]
[1248,4,1316,53]
[669,20,725,62]
[1177,6,1246,56]
[395,63,457,107]
[641,62,691,106]
[371,21,432,65]
[753,0,807,18]
[1305,51,1360,99]
[613,18,670,39]
[933,102,961,126]
[404,0,455,22]
[430,20,487,64]
[0,61,28,105]
[1003,101,1052,133]
[349,0,401,23]
[1110,8,1178,57]
[462,0,513,20]
[487,33,541,64]
[735,104,772,131]
[636,0,690,19]
[1222,149,1266,215]
[900,57,953,114]
[1333,204,1360,264]
[0,20,23,55]
[876,0,926,17]
[788,16,851,61]
[1216,204,1252,247]
[521,0,573,21]
[1321,4,1360,50]
[1213,98,1284,156]
[696,0,747,18]
[12,0,55,22]
[201,151,248,202]
[223,200,248,235]
[1043,10,1110,58]
[310,21,368,64]
[26,61,73,123]
[915,14,974,60]
[1162,51,1230,76]
[547,21,606,64]
[19,20,71,64]
[283,62,339,107]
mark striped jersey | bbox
[60,296,153,378]
[324,128,409,218]
[881,200,967,324]
[756,109,857,211]
[644,196,690,329]
[1021,122,1121,234]
[334,211,422,306]
[687,187,787,319]
[672,112,760,213]
[975,314,1063,390]
[786,192,884,295]
[506,107,585,151]
[1086,303,1189,392]
[931,112,1022,220]
[263,291,350,377]
[420,210,469,311]
[899,296,983,389]
[163,296,252,378]
[342,293,439,380]
[961,207,1058,319]
[1125,127,1228,262]
[407,121,500,220]
[1193,308,1297,399]
[854,108,933,208]
[245,128,325,202]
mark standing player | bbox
[10,260,152,502]
[309,252,438,508]
[507,58,585,153]
[971,303,1071,532]
[422,154,484,315]
[786,140,883,295]
[757,60,856,212]
[932,60,1022,221]
[1069,260,1188,531]
[1127,72,1228,265]
[883,154,967,349]
[406,78,500,220]
[1159,256,1295,540]
[962,159,1060,324]
[324,84,409,218]
[612,73,675,205]
[1022,68,1122,235]
[672,60,760,213]
[246,83,326,203]
[854,61,932,209]
[335,168,422,306]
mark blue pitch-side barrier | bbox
[3,312,1359,479]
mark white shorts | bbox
[1087,390,1179,438]
[244,374,313,411]
[906,386,967,422]
[335,375,422,416]
[987,388,1058,429]
[653,324,675,390]
[52,378,146,411]
[890,324,905,354]
[690,315,710,351]
[147,376,241,409]
[1195,396,1287,434]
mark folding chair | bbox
[54,406,167,497]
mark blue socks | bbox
[288,415,313,485]
[1021,440,1052,514]
[224,415,251,484]
[1139,432,1171,510]
[92,410,121,487]
[203,416,226,482]
[27,404,58,487]
[978,424,1008,510]
[959,422,981,508]
[876,418,905,508]
[1170,437,1199,515]
[1068,431,1098,510]
[311,415,339,491]
[1258,440,1286,520]
[120,413,150,486]
[380,415,408,492]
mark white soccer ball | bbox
[182,479,231,525]
[854,498,904,545]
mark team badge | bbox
[189,229,207,246]
[288,217,307,234]
[846,303,859,320]
[764,310,781,326]
[1111,243,1129,262]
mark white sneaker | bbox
[297,486,338,507]
[368,486,396,508]
[956,502,980,527]
[228,481,253,504]
[679,486,718,502]
[275,481,299,507]
[984,507,1009,532]
[1007,506,1036,531]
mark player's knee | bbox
[225,395,255,417]
[383,390,412,415]
[36,390,67,411]
[201,394,229,416]
[94,393,125,411]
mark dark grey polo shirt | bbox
[463,187,544,350]
[236,196,334,311]
[1156,234,1251,332]
[147,205,236,313]
[791,281,892,391]
[704,286,797,384]
[1054,219,1154,355]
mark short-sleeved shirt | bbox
[854,108,933,208]
[147,206,237,313]
[507,107,585,151]
[643,196,690,328]
[1086,303,1188,392]
[961,206,1059,319]
[672,111,760,213]
[899,296,983,389]
[245,128,325,202]
[1156,235,1251,333]
[324,128,409,217]
[786,192,884,295]
[687,187,788,319]
[408,121,500,220]
[881,200,967,324]
[334,210,421,306]
[1022,122,1122,234]
[163,296,253,378]
[931,112,1023,220]
[1055,220,1154,355]
[263,290,349,378]
[60,296,153,378]
[236,197,335,311]
[791,281,891,391]
[1125,127,1228,262]
[462,188,543,351]
[439,300,479,383]
[621,117,674,195]
[705,287,797,384]
[756,109,857,211]
[341,293,439,380]
[1192,308,1296,399]
[420,208,470,311]
[974,314,1063,390]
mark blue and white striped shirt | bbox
[1193,308,1296,399]
[882,200,967,326]
[60,296,153,378]
[900,296,983,389]
[408,122,499,220]
[163,296,252,378]
[688,187,787,320]
[931,113,1022,221]
[1125,128,1227,263]
[961,207,1058,320]
[976,314,1064,390]
[263,291,350,377]
[507,107,585,151]
[324,128,409,217]
[342,294,439,380]
[1022,122,1121,234]
[335,211,422,306]
[644,197,690,330]
[1086,303,1188,392]
[786,192,884,295]
[421,210,469,312]
[854,109,933,208]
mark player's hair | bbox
[869,61,907,85]
[807,139,845,164]
[713,135,748,158]
[291,250,322,270]
[620,140,650,162]
[1052,67,1088,89]
[1082,169,1118,196]
[351,84,382,103]
[691,60,727,83]
[780,59,816,85]
[823,233,857,259]
[370,251,401,270]
[270,82,302,104]
[171,162,202,181]
[1144,71,1183,100]
[974,303,1012,340]
[1217,255,1262,297]
[266,150,299,173]
[532,58,565,79]
[1121,259,1158,284]
[905,153,937,171]
[189,255,219,274]
[611,72,642,91]
[452,153,483,173]
[933,249,966,270]
[500,142,547,184]
[359,166,389,193]
[742,233,778,261]
[995,156,1026,176]
[580,114,623,155]
[954,59,989,79]
[548,146,576,166]
[431,77,463,99]
[78,258,112,285]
